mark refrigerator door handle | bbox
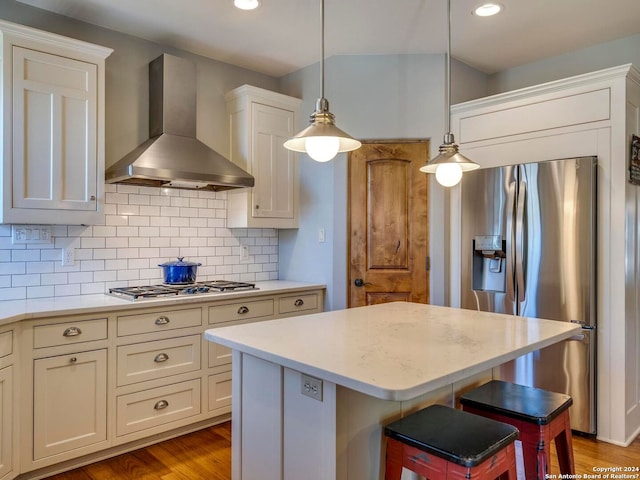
[515,180,526,303]
[506,181,517,303]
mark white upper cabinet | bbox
[225,85,302,228]
[0,20,112,225]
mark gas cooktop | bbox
[108,280,258,301]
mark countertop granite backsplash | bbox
[0,184,278,301]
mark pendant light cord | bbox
[320,0,325,100]
[445,0,451,134]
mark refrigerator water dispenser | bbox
[472,235,506,292]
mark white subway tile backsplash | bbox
[117,204,139,216]
[129,216,150,227]
[81,237,106,249]
[12,274,41,287]
[27,262,54,274]
[93,249,117,260]
[106,215,129,226]
[68,272,93,284]
[42,273,68,285]
[139,205,160,217]
[11,250,41,262]
[160,206,180,217]
[28,285,55,298]
[0,287,26,300]
[55,284,81,296]
[2,262,26,275]
[0,187,278,300]
[105,237,129,248]
[93,226,117,237]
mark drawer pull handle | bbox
[294,299,304,307]
[154,400,169,410]
[237,306,250,314]
[70,357,77,363]
[155,316,170,325]
[63,327,82,337]
[154,353,170,363]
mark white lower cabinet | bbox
[17,287,324,477]
[116,379,201,437]
[208,371,232,414]
[33,349,108,460]
[0,366,13,480]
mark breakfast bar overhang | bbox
[204,301,581,480]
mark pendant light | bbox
[420,0,479,186]
[283,0,361,162]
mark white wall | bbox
[278,54,488,310]
[488,33,640,94]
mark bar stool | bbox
[460,380,575,480]
[384,404,519,480]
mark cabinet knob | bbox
[154,353,170,363]
[63,326,82,337]
[70,357,77,363]
[294,299,304,307]
[154,400,169,410]
[90,195,96,201]
[155,316,170,325]
[255,204,260,210]
[237,306,250,314]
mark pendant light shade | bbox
[283,0,361,162]
[420,0,479,186]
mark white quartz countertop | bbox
[0,281,325,326]
[205,301,581,402]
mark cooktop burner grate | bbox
[108,281,257,301]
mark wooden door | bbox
[348,141,429,307]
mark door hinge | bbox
[426,256,430,271]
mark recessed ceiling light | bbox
[473,2,504,16]
[234,0,261,10]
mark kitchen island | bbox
[204,301,581,480]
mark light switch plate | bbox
[12,225,52,245]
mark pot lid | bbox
[158,257,202,267]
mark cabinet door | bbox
[251,103,296,220]
[33,349,107,460]
[12,46,98,212]
[0,366,12,479]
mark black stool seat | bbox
[384,404,519,468]
[459,380,573,425]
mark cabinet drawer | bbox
[278,293,318,314]
[117,308,202,337]
[116,335,201,386]
[0,331,12,358]
[33,318,107,348]
[208,372,232,413]
[208,341,232,368]
[209,299,274,324]
[116,379,201,436]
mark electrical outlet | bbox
[301,374,323,402]
[62,247,75,266]
[239,245,250,263]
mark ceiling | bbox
[16,0,640,77]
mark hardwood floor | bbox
[45,423,640,479]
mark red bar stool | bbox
[460,380,575,480]
[384,404,519,480]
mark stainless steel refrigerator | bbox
[460,156,596,434]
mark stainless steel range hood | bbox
[106,54,254,191]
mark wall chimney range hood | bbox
[106,54,254,191]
